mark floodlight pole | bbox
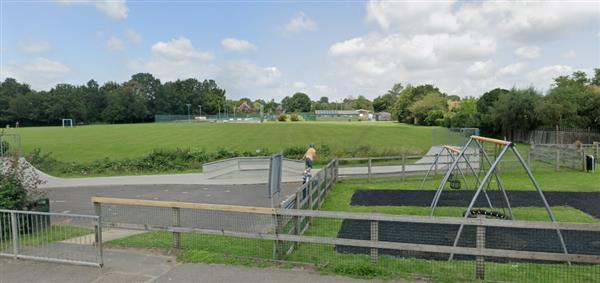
[186,104,191,123]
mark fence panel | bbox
[91,197,600,282]
[0,209,102,267]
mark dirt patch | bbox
[350,190,600,219]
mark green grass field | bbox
[7,122,436,162]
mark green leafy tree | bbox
[282,92,311,112]
[408,92,447,125]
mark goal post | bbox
[62,119,74,128]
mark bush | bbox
[0,158,45,210]
[290,113,300,122]
[277,114,287,122]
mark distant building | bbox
[375,112,391,121]
[238,101,253,112]
[314,109,372,121]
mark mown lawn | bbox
[6,122,436,162]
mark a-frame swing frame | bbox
[430,136,569,262]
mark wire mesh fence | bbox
[92,197,600,282]
[0,209,102,267]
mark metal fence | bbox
[0,209,102,267]
[91,197,600,282]
[516,127,600,145]
[530,144,597,171]
[0,134,21,157]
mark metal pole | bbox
[401,154,406,181]
[475,141,514,219]
[512,147,570,264]
[11,212,18,259]
[431,139,474,215]
[94,202,103,267]
[186,104,191,123]
[448,144,510,260]
[458,151,494,209]
[172,208,181,249]
[418,153,441,190]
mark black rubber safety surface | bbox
[350,190,600,219]
[335,220,600,262]
[335,190,600,262]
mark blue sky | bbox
[1,1,599,100]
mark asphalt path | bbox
[44,183,301,215]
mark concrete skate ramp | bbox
[1,157,304,188]
[202,157,304,180]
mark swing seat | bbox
[463,208,511,220]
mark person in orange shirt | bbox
[304,144,316,169]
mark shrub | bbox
[290,113,300,122]
[277,114,287,122]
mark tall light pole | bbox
[186,103,191,123]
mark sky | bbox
[1,0,599,101]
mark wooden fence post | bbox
[368,157,372,182]
[274,214,284,260]
[476,215,486,280]
[294,191,302,242]
[370,220,379,265]
[172,207,181,250]
[434,154,438,176]
[401,154,406,181]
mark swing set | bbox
[423,135,569,261]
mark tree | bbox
[373,83,402,112]
[490,88,541,139]
[408,92,447,125]
[392,84,444,123]
[282,92,311,112]
[476,88,509,136]
[449,97,478,128]
[319,96,329,104]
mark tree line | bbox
[1,69,599,139]
[371,69,600,138]
[0,73,227,126]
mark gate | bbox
[0,209,103,267]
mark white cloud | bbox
[19,40,51,53]
[221,38,257,52]
[106,36,125,51]
[292,81,307,89]
[57,0,128,19]
[467,60,495,78]
[124,28,142,44]
[498,62,529,76]
[4,57,71,90]
[514,46,541,60]
[151,37,213,61]
[561,50,577,59]
[366,0,459,33]
[284,12,318,33]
